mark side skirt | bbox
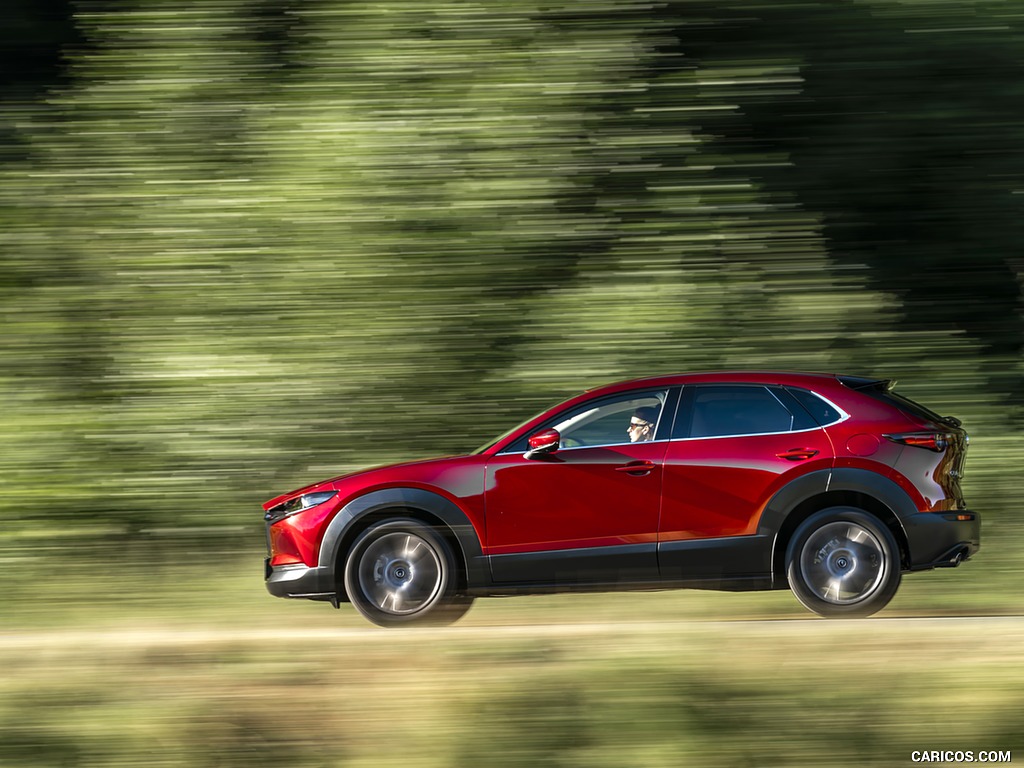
[658,534,775,584]
[466,575,774,597]
[475,536,776,596]
[488,543,659,585]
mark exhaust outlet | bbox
[930,545,969,569]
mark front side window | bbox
[505,389,670,452]
[679,385,803,439]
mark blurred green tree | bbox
[0,0,1018,536]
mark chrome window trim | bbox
[670,425,827,442]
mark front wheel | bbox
[785,507,901,618]
[344,519,473,627]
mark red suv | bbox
[263,372,979,626]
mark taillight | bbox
[884,432,951,452]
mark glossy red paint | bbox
[890,438,965,512]
[485,439,667,554]
[267,498,339,567]
[265,455,489,566]
[845,434,880,456]
[660,429,834,541]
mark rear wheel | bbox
[785,507,901,618]
[344,519,473,627]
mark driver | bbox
[627,406,659,443]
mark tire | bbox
[785,507,901,618]
[343,519,473,627]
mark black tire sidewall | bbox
[785,506,901,618]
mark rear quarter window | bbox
[786,387,843,427]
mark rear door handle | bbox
[615,461,656,475]
[776,449,819,461]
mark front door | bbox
[485,388,673,585]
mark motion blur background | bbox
[3,1,1024,766]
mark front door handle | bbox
[776,448,819,461]
[615,461,656,476]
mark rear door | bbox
[658,384,835,581]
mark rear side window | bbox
[786,387,843,427]
[677,385,802,439]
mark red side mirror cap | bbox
[525,428,560,458]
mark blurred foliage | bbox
[1,0,1023,546]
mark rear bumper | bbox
[265,559,335,600]
[903,510,980,571]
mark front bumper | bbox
[265,560,335,600]
[903,510,981,571]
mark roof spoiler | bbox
[837,375,896,392]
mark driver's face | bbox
[627,418,653,442]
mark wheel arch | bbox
[761,469,916,585]
[318,488,487,601]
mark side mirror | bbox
[524,428,560,460]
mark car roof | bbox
[584,371,843,396]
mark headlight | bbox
[265,490,338,522]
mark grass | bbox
[2,610,1022,767]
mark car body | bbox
[263,372,979,626]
